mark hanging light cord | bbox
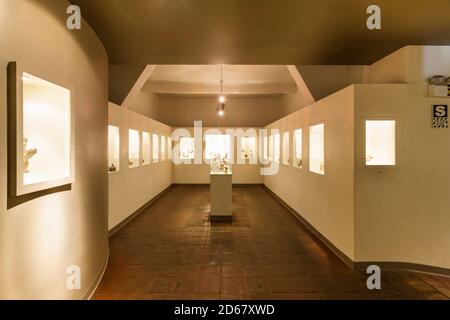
[220,64,223,96]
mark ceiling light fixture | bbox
[217,104,225,117]
[217,64,226,116]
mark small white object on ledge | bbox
[427,85,449,98]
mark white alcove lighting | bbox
[294,129,303,169]
[142,131,151,165]
[108,125,120,172]
[152,133,159,163]
[180,137,195,160]
[365,120,396,166]
[309,123,325,175]
[128,129,140,169]
[282,132,290,166]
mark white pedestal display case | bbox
[210,166,232,222]
[7,62,74,196]
[108,125,120,172]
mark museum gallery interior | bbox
[1,0,450,301]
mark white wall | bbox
[263,46,450,271]
[0,0,109,299]
[353,46,450,270]
[354,72,450,269]
[108,103,173,230]
[172,127,263,185]
[363,45,450,84]
[264,87,356,260]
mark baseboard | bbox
[261,185,355,269]
[173,183,264,187]
[210,215,233,222]
[108,185,173,238]
[354,261,450,277]
[262,184,450,277]
[83,249,109,300]
[173,183,209,187]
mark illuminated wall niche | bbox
[240,136,256,162]
[168,137,172,160]
[268,135,273,161]
[293,129,303,169]
[152,133,159,162]
[274,133,280,163]
[160,135,166,161]
[365,120,396,166]
[142,131,151,165]
[282,132,290,166]
[108,125,120,172]
[128,129,140,168]
[309,123,325,175]
[7,62,74,196]
[180,137,195,160]
[205,134,231,161]
[263,136,268,162]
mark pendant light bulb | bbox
[219,95,226,104]
[217,104,225,116]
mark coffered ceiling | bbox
[143,65,297,95]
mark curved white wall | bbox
[0,0,109,299]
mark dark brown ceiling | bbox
[72,0,450,103]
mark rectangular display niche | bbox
[240,136,256,162]
[161,135,166,161]
[180,137,195,160]
[142,131,151,165]
[365,120,396,166]
[282,132,290,166]
[128,129,140,168]
[309,123,325,175]
[152,134,159,163]
[108,125,120,172]
[8,62,74,196]
[294,129,303,169]
[274,133,280,163]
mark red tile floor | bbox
[94,185,450,300]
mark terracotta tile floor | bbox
[94,185,450,300]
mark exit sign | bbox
[432,104,448,128]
